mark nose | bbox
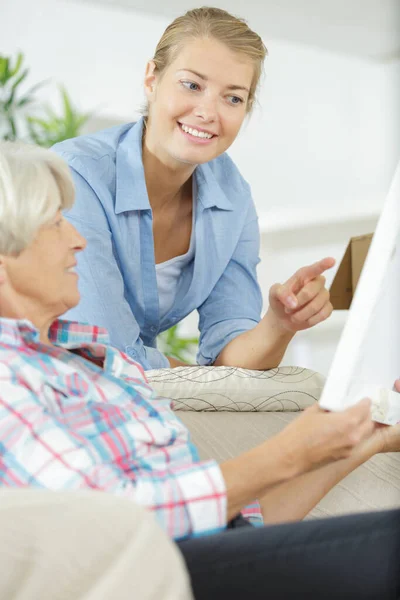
[193,92,218,123]
[67,219,87,252]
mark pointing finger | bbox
[287,257,336,294]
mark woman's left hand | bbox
[268,257,336,333]
[373,380,400,453]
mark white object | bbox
[155,182,196,321]
[320,160,400,425]
[156,238,195,320]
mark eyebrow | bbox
[178,69,250,93]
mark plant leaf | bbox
[10,68,28,93]
[9,52,23,78]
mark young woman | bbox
[53,7,335,370]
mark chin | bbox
[62,295,80,315]
[172,148,218,166]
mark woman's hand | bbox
[276,399,375,474]
[373,380,400,454]
[268,257,335,333]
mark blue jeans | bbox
[177,509,400,599]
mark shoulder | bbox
[51,122,139,189]
[52,122,134,163]
[52,122,140,210]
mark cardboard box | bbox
[330,233,373,309]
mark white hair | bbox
[0,141,75,255]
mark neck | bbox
[142,125,196,211]
[35,317,55,345]
[0,290,55,345]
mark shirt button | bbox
[150,326,157,333]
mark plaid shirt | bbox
[0,317,229,540]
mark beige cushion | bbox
[147,365,325,412]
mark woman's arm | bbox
[220,400,374,522]
[167,356,192,368]
[213,308,294,370]
[259,382,400,525]
[258,431,380,525]
[233,382,400,524]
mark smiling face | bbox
[144,37,255,167]
[0,210,86,324]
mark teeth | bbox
[181,124,213,139]
[67,267,76,273]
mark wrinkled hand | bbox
[277,398,374,473]
[374,380,400,453]
[269,257,335,333]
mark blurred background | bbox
[1,0,400,373]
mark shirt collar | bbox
[0,317,110,349]
[115,117,151,214]
[0,317,41,347]
[48,320,110,348]
[115,117,233,214]
[195,162,233,211]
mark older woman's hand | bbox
[268,257,335,332]
[276,398,374,473]
[372,380,400,454]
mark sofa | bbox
[148,365,400,519]
[0,489,192,600]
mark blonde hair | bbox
[149,6,267,113]
[0,141,74,255]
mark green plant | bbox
[0,52,45,141]
[0,52,89,146]
[27,86,90,147]
[157,325,199,363]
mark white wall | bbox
[4,0,398,218]
[2,0,399,373]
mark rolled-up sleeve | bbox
[61,167,169,371]
[197,198,263,365]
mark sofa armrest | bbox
[0,490,192,600]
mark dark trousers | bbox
[177,509,400,599]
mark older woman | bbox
[0,142,399,599]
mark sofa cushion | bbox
[147,365,325,412]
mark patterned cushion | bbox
[147,365,325,412]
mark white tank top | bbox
[155,196,196,321]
